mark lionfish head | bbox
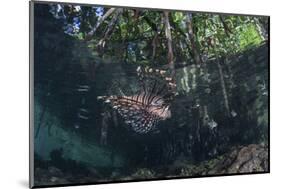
[98,66,176,134]
[147,96,171,120]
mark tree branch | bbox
[169,16,194,60]
[219,15,232,37]
[164,11,175,75]
[217,59,231,116]
[85,8,117,41]
[97,9,123,55]
[185,13,202,64]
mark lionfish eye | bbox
[151,99,163,106]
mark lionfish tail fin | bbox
[97,95,124,110]
[97,95,116,104]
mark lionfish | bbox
[98,66,177,134]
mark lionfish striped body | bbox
[98,66,177,134]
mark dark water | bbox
[32,4,269,187]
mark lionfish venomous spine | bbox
[98,66,177,134]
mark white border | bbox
[1,0,280,189]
